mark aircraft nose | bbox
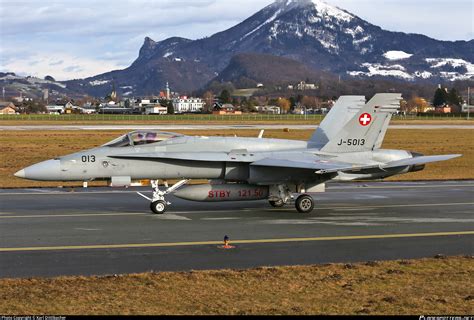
[15,159,61,181]
[14,169,26,178]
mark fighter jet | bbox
[15,94,461,214]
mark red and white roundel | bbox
[359,113,372,126]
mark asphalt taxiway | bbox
[0,181,473,278]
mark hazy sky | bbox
[1,0,472,80]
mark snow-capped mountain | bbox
[0,72,79,100]
[65,0,474,96]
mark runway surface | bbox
[1,124,473,131]
[0,181,473,278]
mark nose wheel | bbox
[150,200,167,215]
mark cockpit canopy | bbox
[104,131,184,147]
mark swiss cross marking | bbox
[359,113,372,126]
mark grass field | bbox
[1,256,472,315]
[1,129,472,188]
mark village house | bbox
[0,101,16,114]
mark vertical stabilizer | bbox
[320,93,401,153]
[308,96,365,148]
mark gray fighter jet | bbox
[15,94,461,214]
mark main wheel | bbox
[295,195,314,213]
[150,200,167,214]
[269,199,285,208]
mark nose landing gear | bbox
[137,179,189,214]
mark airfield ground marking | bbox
[314,202,474,210]
[265,202,474,212]
[0,212,149,219]
[0,202,472,219]
[0,231,472,252]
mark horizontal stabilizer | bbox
[383,154,462,169]
[316,154,462,174]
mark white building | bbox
[137,99,167,114]
[256,105,281,114]
[462,103,474,113]
[144,106,168,115]
[78,106,96,114]
[296,81,317,91]
[172,96,204,113]
[46,105,65,114]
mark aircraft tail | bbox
[308,96,366,149]
[320,93,401,153]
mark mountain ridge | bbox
[63,0,473,97]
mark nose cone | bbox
[14,169,26,178]
[14,159,61,181]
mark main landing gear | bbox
[137,179,189,214]
[268,184,315,214]
[268,194,315,213]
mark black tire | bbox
[295,195,314,213]
[150,200,167,214]
[269,199,285,208]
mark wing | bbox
[111,151,461,174]
[250,157,354,171]
[251,154,462,174]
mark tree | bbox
[161,100,174,114]
[207,81,235,96]
[447,88,462,106]
[289,97,296,109]
[433,87,448,107]
[202,91,214,113]
[219,89,232,104]
[301,96,319,109]
[276,98,291,114]
[241,98,257,113]
[404,96,429,113]
[255,96,268,106]
[19,100,47,114]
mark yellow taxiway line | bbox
[1,231,473,253]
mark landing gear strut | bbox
[137,179,189,214]
[268,184,292,208]
[269,199,285,207]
